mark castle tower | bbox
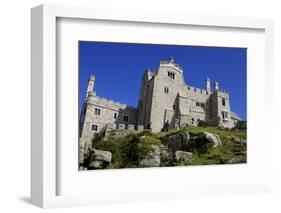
[206,78,211,92]
[213,81,219,91]
[86,75,95,98]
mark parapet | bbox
[105,123,144,131]
[186,85,211,95]
[86,95,137,111]
[160,56,183,71]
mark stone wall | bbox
[149,61,187,132]
[137,70,155,129]
[79,93,138,151]
[212,91,233,128]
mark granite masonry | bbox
[79,57,242,157]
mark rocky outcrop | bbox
[202,132,222,147]
[229,136,247,145]
[163,130,222,154]
[164,131,190,154]
[81,127,246,169]
[175,151,192,163]
[88,149,112,169]
[227,157,244,164]
[139,145,161,167]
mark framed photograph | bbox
[31,4,274,208]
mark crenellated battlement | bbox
[87,95,137,110]
[160,56,183,71]
[186,85,211,95]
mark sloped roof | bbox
[231,112,241,121]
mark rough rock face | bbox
[202,132,222,147]
[139,145,161,167]
[164,131,190,154]
[89,160,103,169]
[94,149,112,162]
[229,136,247,145]
[227,157,243,164]
[88,149,112,169]
[175,151,192,163]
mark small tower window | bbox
[114,113,118,119]
[123,115,129,122]
[222,98,226,106]
[94,108,101,115]
[91,125,98,131]
[164,86,169,94]
[221,111,228,120]
[168,71,175,79]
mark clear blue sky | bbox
[79,41,247,120]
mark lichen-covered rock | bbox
[89,160,104,169]
[227,157,244,164]
[94,149,112,162]
[160,146,170,160]
[159,146,174,166]
[87,149,112,169]
[175,151,192,163]
[203,132,222,147]
[164,131,190,154]
[139,145,161,167]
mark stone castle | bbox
[79,57,241,151]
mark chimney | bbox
[169,56,174,63]
[206,78,211,92]
[214,81,219,91]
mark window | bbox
[91,125,98,131]
[222,98,226,106]
[164,86,169,94]
[123,115,129,122]
[221,111,228,120]
[94,108,101,115]
[196,102,205,108]
[173,104,176,110]
[114,113,117,119]
[168,71,175,79]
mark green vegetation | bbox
[91,131,162,169]
[87,126,246,169]
[187,126,246,165]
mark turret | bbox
[169,56,175,63]
[86,75,95,98]
[214,81,219,91]
[206,77,211,92]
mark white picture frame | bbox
[31,4,274,208]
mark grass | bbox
[186,126,247,165]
